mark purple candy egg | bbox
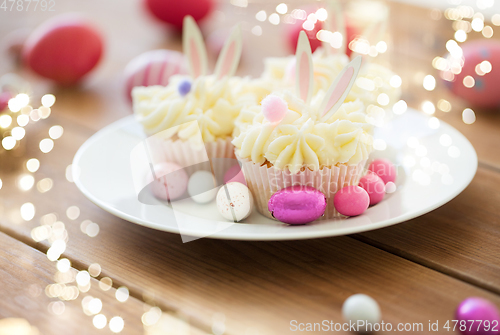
[268,186,326,225]
[456,297,500,335]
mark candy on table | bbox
[223,164,246,186]
[268,186,326,225]
[143,0,215,30]
[456,297,500,335]
[359,172,386,206]
[342,294,382,333]
[333,186,369,217]
[187,170,218,204]
[216,182,254,222]
[368,159,396,185]
[150,162,188,201]
[441,40,500,108]
[22,14,103,85]
[261,94,288,124]
[124,49,187,102]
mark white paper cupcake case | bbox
[239,158,367,220]
[160,137,236,182]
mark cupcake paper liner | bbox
[239,158,367,220]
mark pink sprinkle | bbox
[261,94,288,124]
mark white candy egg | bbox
[187,170,218,204]
[342,294,381,333]
[216,182,254,222]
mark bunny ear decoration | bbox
[183,16,208,78]
[322,0,347,55]
[214,25,243,80]
[318,55,362,122]
[295,31,314,104]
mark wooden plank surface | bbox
[1,0,500,334]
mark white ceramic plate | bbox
[73,109,477,241]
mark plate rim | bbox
[73,111,478,241]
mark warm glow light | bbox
[392,100,407,115]
[17,114,29,127]
[99,277,113,291]
[39,107,51,119]
[437,99,452,112]
[26,158,40,172]
[315,8,327,21]
[493,14,500,26]
[89,263,102,277]
[377,93,390,106]
[428,117,440,129]
[21,203,35,221]
[2,136,16,150]
[454,30,467,42]
[482,26,493,38]
[49,125,64,139]
[41,94,56,107]
[462,108,476,124]
[302,20,314,30]
[421,101,435,115]
[88,298,103,314]
[463,75,475,88]
[389,75,402,88]
[115,287,129,303]
[40,138,54,153]
[251,25,262,36]
[423,75,436,91]
[93,314,107,329]
[0,114,12,128]
[376,41,387,53]
[255,10,266,21]
[18,174,35,191]
[76,271,91,286]
[57,258,71,273]
[142,307,162,326]
[16,94,30,107]
[86,222,100,237]
[480,61,492,73]
[66,206,80,220]
[37,178,53,193]
[11,127,25,140]
[471,18,484,32]
[269,13,280,25]
[276,3,287,14]
[109,317,124,333]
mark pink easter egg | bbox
[268,186,326,225]
[224,164,246,186]
[359,172,385,206]
[368,159,396,185]
[150,162,188,201]
[22,14,103,85]
[261,94,288,123]
[144,0,215,30]
[0,92,12,112]
[456,297,500,335]
[124,49,187,102]
[333,185,369,217]
[442,40,500,108]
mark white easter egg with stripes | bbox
[124,49,187,102]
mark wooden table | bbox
[1,1,500,334]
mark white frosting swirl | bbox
[232,91,374,174]
[132,75,257,143]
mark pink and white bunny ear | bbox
[295,31,314,104]
[183,16,208,78]
[319,55,362,122]
[214,24,242,80]
[322,0,347,55]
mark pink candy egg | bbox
[223,164,246,186]
[124,49,187,102]
[333,186,369,217]
[359,172,385,206]
[442,40,500,108]
[150,162,188,200]
[456,297,500,335]
[261,94,288,123]
[368,159,396,185]
[22,14,103,85]
[268,186,326,225]
[144,0,214,30]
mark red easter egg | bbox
[124,49,187,102]
[441,40,500,108]
[144,0,215,30]
[285,6,357,55]
[22,14,103,85]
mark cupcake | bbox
[132,16,257,178]
[232,32,375,220]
